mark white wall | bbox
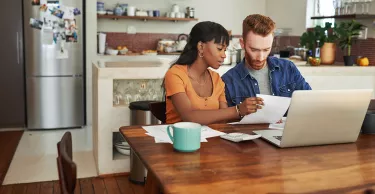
[85,0,266,125]
[265,0,307,36]
[97,0,266,35]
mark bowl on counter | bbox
[119,48,128,55]
[106,48,118,56]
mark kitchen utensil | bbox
[176,34,188,51]
[186,7,195,18]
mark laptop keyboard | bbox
[273,136,282,141]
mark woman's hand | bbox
[238,97,264,116]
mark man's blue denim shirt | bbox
[221,57,312,107]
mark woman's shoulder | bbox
[167,64,188,75]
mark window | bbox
[307,0,335,27]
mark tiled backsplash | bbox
[105,32,374,65]
[106,32,179,52]
[113,79,164,105]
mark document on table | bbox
[142,125,225,144]
[269,117,287,130]
[231,94,291,124]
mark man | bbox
[222,14,311,107]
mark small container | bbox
[147,10,153,17]
[153,10,160,17]
[186,7,195,18]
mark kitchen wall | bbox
[265,0,308,36]
[97,0,266,35]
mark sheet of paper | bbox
[42,27,53,45]
[62,6,75,20]
[143,125,220,144]
[201,126,226,138]
[269,117,287,130]
[232,94,291,124]
[56,47,68,59]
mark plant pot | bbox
[321,43,336,65]
[343,56,356,66]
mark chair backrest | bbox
[57,132,77,194]
[149,101,166,124]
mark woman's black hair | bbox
[161,21,229,97]
[173,21,230,66]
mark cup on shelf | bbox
[153,10,160,17]
[147,10,153,17]
[127,6,136,16]
[170,12,176,18]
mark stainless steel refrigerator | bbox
[23,0,85,129]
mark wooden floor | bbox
[0,131,24,185]
[0,175,145,194]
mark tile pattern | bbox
[113,79,164,105]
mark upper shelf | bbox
[311,14,375,19]
[97,14,198,22]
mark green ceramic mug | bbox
[167,122,202,152]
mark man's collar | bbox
[236,57,280,80]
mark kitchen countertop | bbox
[94,55,375,79]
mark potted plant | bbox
[334,20,366,66]
[320,22,338,65]
[300,23,331,64]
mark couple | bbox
[164,14,312,125]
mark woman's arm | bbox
[170,93,238,125]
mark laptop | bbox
[253,89,373,148]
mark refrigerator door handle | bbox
[16,32,20,64]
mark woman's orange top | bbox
[164,65,227,124]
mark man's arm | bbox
[291,63,312,90]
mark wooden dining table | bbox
[120,123,375,194]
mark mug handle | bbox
[167,125,174,143]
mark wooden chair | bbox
[149,101,166,124]
[57,132,77,194]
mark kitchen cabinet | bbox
[0,0,26,127]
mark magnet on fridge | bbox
[30,18,43,30]
[50,7,64,18]
[47,0,59,4]
[40,4,48,12]
[73,8,81,16]
[32,0,40,5]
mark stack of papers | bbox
[142,125,225,144]
[231,94,291,124]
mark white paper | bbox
[232,94,291,124]
[42,27,53,45]
[269,117,287,130]
[62,6,75,20]
[56,43,68,59]
[143,125,222,144]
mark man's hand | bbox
[238,97,264,116]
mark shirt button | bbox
[288,89,290,91]
[255,83,258,86]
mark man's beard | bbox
[245,54,267,70]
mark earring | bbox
[199,52,204,58]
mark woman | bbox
[164,21,264,125]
